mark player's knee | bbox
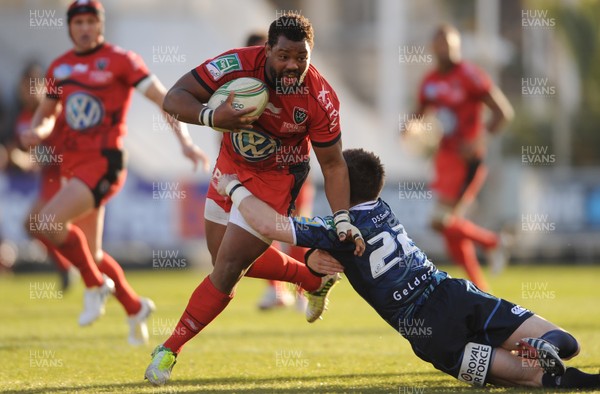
[542,330,579,359]
[93,249,104,264]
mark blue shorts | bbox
[405,278,533,383]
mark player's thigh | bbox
[488,347,543,387]
[211,224,270,289]
[39,178,95,229]
[74,206,105,262]
[205,219,227,266]
[25,198,47,233]
[501,314,561,351]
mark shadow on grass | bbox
[7,369,590,393]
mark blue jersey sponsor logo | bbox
[65,92,104,131]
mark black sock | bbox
[543,368,600,389]
[541,330,579,358]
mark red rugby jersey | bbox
[45,42,150,151]
[419,61,492,152]
[193,46,341,170]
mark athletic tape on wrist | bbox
[198,107,214,127]
[333,210,350,226]
[226,181,252,207]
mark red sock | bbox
[164,276,233,354]
[444,217,498,249]
[58,226,103,288]
[443,231,489,291]
[37,235,72,271]
[97,252,141,315]
[245,246,321,291]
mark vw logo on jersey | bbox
[230,128,280,162]
[65,92,104,131]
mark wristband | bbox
[225,180,252,207]
[198,107,214,127]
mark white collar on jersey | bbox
[350,200,379,211]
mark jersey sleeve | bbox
[292,216,353,252]
[308,73,341,148]
[462,63,492,100]
[191,49,246,94]
[121,50,151,87]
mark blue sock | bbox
[541,330,578,358]
[543,368,600,389]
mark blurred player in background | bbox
[145,13,364,385]
[245,30,309,312]
[218,148,600,390]
[14,62,75,290]
[407,25,514,290]
[20,0,209,345]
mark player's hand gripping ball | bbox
[207,77,269,132]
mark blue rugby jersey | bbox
[291,198,448,329]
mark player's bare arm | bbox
[163,72,258,130]
[483,85,514,134]
[314,141,365,254]
[20,97,61,147]
[141,75,210,172]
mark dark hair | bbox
[343,149,385,204]
[268,14,314,49]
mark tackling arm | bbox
[216,175,295,244]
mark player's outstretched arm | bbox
[20,97,60,147]
[140,76,210,172]
[216,174,294,244]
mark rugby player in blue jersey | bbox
[216,148,599,389]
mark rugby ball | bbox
[207,77,269,132]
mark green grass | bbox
[1,265,599,393]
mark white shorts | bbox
[204,198,271,245]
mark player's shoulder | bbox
[304,64,333,90]
[304,64,339,110]
[211,46,264,69]
[457,61,490,84]
[102,43,140,62]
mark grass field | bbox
[1,264,599,393]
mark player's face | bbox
[432,30,461,67]
[265,36,311,87]
[69,14,104,52]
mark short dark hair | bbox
[268,14,314,49]
[343,149,385,204]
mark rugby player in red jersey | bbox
[20,0,210,345]
[408,25,514,291]
[145,14,364,385]
[244,31,310,311]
